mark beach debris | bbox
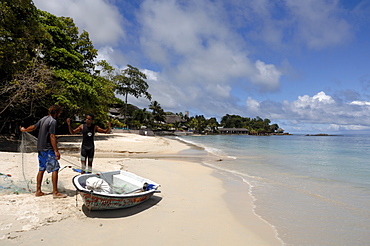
[72,168,83,173]
[0,172,33,194]
[58,165,73,172]
[0,173,12,177]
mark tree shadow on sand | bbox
[0,135,20,152]
[80,195,162,218]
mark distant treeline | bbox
[220,114,282,135]
[141,112,283,135]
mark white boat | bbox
[72,170,160,210]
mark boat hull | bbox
[78,190,155,210]
[72,170,160,210]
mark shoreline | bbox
[0,133,281,245]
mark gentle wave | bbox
[201,160,284,245]
[176,136,237,159]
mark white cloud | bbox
[96,46,128,69]
[233,0,353,50]
[251,60,282,90]
[33,0,125,47]
[285,0,352,49]
[33,0,284,116]
[246,91,370,131]
[246,97,260,112]
[128,69,244,117]
[312,91,335,103]
[329,124,370,131]
[32,0,367,133]
[138,0,283,90]
[142,69,158,82]
[349,101,370,106]
[292,91,335,109]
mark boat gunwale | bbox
[72,171,160,199]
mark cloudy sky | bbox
[33,0,370,134]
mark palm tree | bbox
[189,115,207,134]
[207,117,219,133]
[132,108,151,128]
[149,101,166,126]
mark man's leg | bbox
[52,170,67,198]
[52,170,58,194]
[36,170,45,196]
[81,160,86,174]
[86,148,94,173]
[87,160,93,173]
[81,148,87,174]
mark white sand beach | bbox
[0,133,280,245]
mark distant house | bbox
[108,108,123,119]
[165,114,184,124]
[218,128,249,134]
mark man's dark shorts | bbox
[38,150,60,173]
[80,147,94,162]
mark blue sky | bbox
[33,0,370,134]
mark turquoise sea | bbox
[177,134,370,246]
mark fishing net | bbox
[18,132,38,188]
[0,133,32,194]
[0,172,29,195]
[0,132,55,194]
[1,131,109,195]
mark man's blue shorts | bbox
[38,150,60,173]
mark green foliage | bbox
[114,64,152,125]
[0,4,116,133]
[53,68,115,120]
[149,101,166,126]
[188,115,208,134]
[132,108,152,128]
[110,118,125,128]
[35,10,114,121]
[220,114,280,134]
[221,114,248,128]
[115,65,152,100]
[38,10,97,72]
[0,0,45,83]
[207,117,219,133]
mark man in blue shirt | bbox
[21,105,67,198]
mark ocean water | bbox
[177,134,370,246]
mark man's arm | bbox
[66,118,82,134]
[20,125,36,132]
[50,133,60,160]
[96,122,111,134]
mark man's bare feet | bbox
[35,191,45,197]
[53,193,67,198]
